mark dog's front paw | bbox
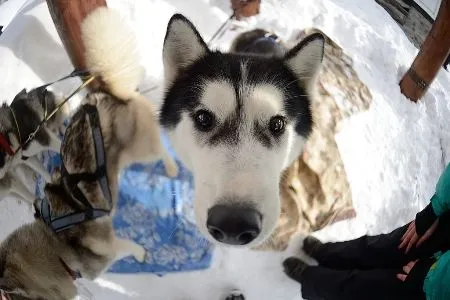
[133,245,146,263]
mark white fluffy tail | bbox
[81,7,143,100]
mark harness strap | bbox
[36,70,91,90]
[36,104,112,233]
[36,196,110,233]
[61,104,112,207]
[52,210,110,233]
[0,133,14,156]
[85,104,112,207]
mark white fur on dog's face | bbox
[161,14,324,247]
[167,80,306,247]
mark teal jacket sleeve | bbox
[416,163,450,235]
[423,251,450,300]
[431,163,450,216]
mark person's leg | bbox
[283,258,425,300]
[306,223,410,269]
[306,212,450,270]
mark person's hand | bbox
[399,219,438,253]
[397,260,418,281]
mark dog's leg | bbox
[161,151,178,178]
[22,156,51,182]
[113,237,146,263]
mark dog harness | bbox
[35,104,113,233]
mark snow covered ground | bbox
[1,0,449,299]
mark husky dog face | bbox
[161,14,325,248]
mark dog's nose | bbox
[206,205,262,245]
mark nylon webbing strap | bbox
[49,210,110,233]
[36,104,112,233]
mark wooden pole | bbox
[46,0,107,90]
[399,0,450,102]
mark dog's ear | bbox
[284,33,325,85]
[163,14,209,84]
[12,89,27,101]
[17,89,27,97]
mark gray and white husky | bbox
[160,15,325,248]
[0,87,65,204]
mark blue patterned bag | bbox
[35,122,213,275]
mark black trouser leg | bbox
[313,212,450,269]
[313,224,409,269]
[300,266,426,300]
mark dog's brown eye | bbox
[269,116,286,136]
[194,109,215,132]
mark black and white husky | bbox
[160,15,325,248]
[0,88,65,203]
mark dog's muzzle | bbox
[206,204,262,245]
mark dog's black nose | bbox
[206,205,262,245]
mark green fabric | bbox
[424,251,450,300]
[422,164,450,299]
[431,163,450,216]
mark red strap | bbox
[0,133,14,156]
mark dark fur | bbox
[0,88,59,168]
[160,16,318,147]
[229,29,286,57]
[160,51,313,143]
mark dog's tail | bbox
[81,7,143,101]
